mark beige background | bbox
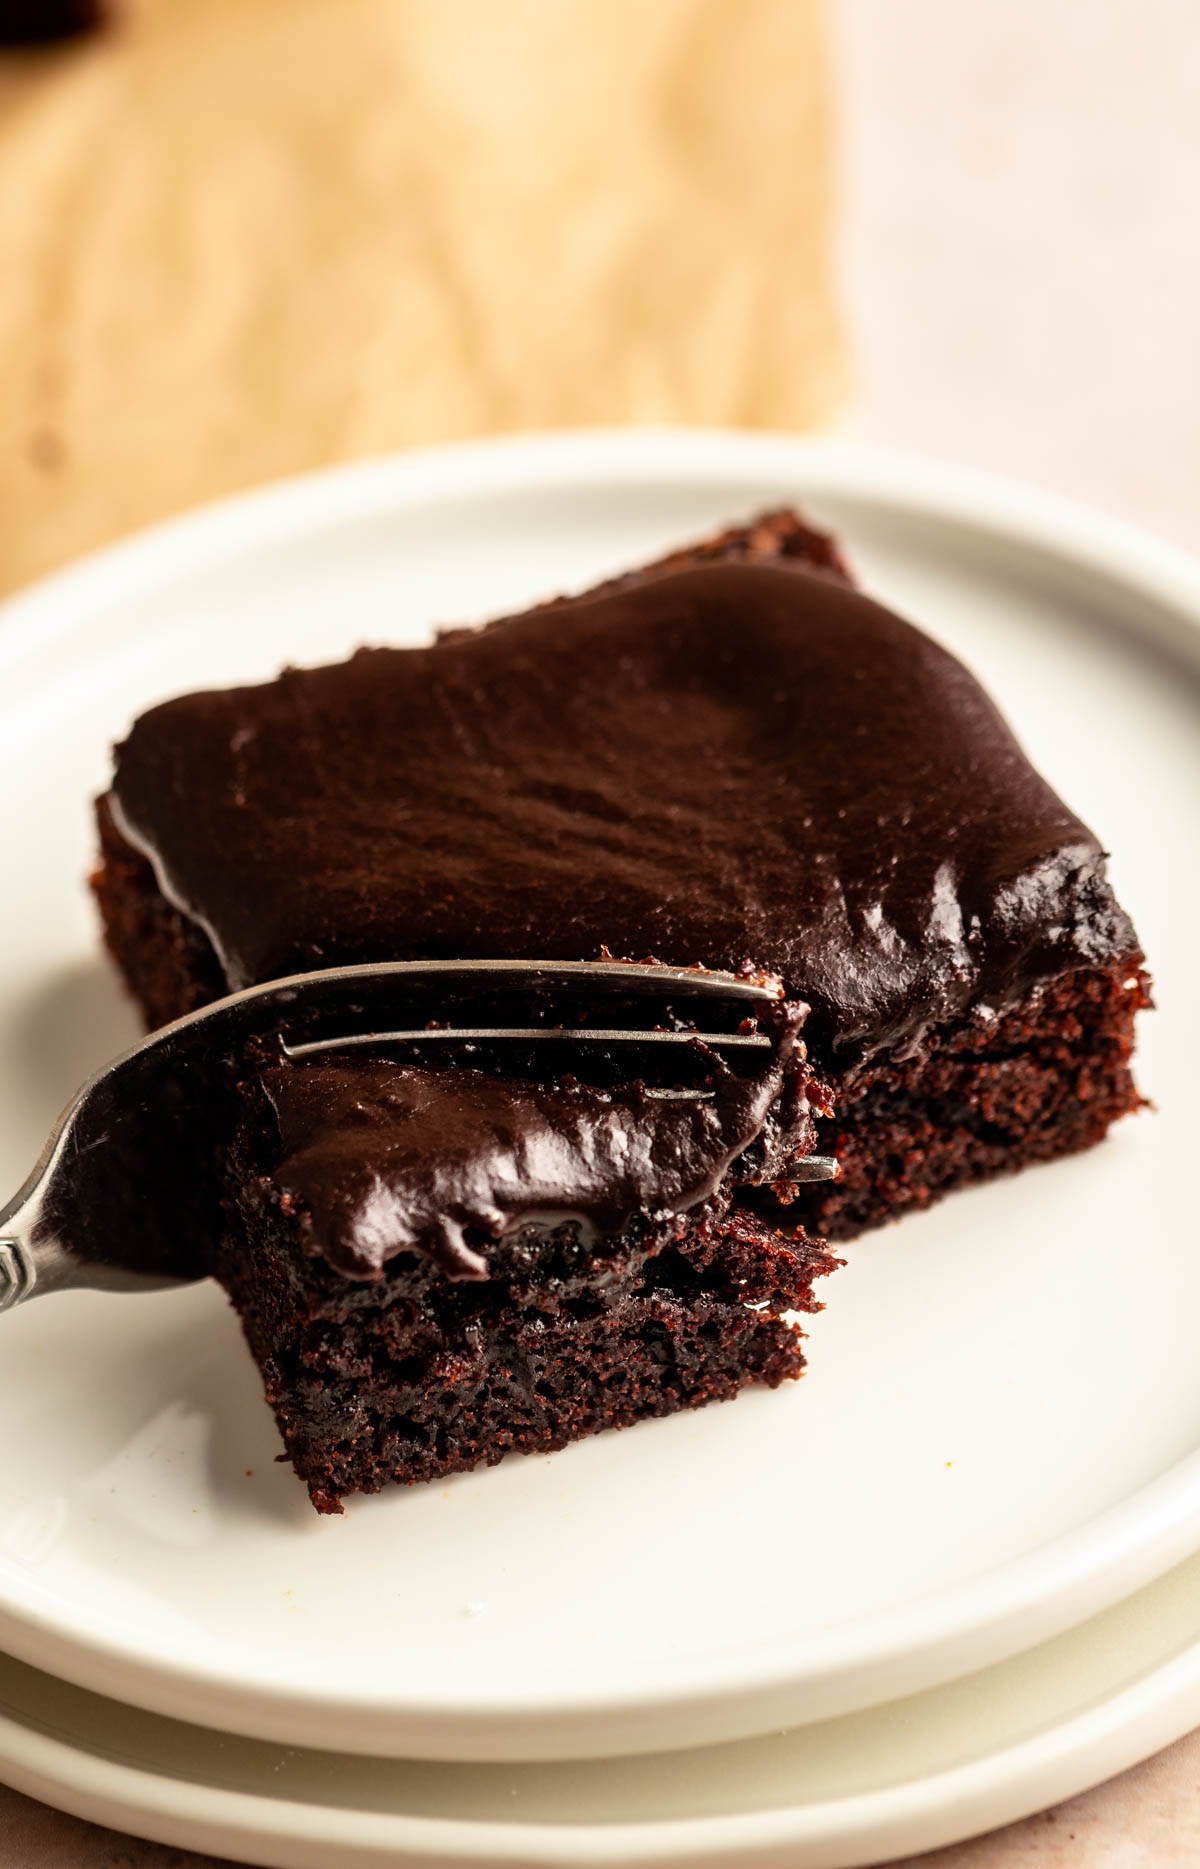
[2,0,1200,1861]
[0,0,840,596]
[838,0,1200,554]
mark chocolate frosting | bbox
[260,1038,802,1282]
[110,559,1136,1066]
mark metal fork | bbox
[0,959,837,1311]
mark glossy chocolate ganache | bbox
[109,560,1136,1067]
[256,996,810,1282]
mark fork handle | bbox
[0,1236,36,1312]
[0,1166,190,1310]
[0,1192,81,1308]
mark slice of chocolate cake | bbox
[219,993,837,1512]
[91,510,1149,1509]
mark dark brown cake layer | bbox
[771,962,1148,1239]
[94,792,228,1028]
[219,1131,838,1512]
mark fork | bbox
[0,958,837,1312]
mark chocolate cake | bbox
[92,510,1149,1510]
[218,998,836,1512]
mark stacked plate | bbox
[0,433,1197,1868]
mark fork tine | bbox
[282,1027,774,1059]
[274,959,786,1062]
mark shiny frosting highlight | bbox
[260,1031,804,1281]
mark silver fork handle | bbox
[0,1174,190,1311]
[0,1168,57,1310]
[0,1204,95,1308]
[0,1236,35,1312]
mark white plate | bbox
[4,1542,1200,1868]
[0,432,1197,1764]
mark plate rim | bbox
[1,1552,1200,1869]
[0,426,1197,1762]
